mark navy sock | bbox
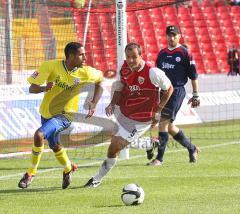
[156,132,169,162]
[173,130,195,151]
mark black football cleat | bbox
[146,138,159,160]
[18,173,35,189]
[83,177,101,188]
[62,163,78,189]
[189,146,200,163]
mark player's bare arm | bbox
[29,82,53,93]
[86,82,103,118]
[151,85,173,127]
[105,81,124,117]
[157,85,173,112]
[105,91,122,117]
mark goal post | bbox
[5,0,13,84]
[115,0,129,159]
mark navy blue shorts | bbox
[161,87,186,122]
[39,115,71,148]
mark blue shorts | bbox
[39,115,71,148]
[161,87,186,122]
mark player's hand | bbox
[45,82,54,92]
[188,96,200,108]
[151,112,160,128]
[85,101,96,118]
[105,104,115,117]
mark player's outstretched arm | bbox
[105,90,122,117]
[151,85,173,127]
[85,82,103,118]
[105,81,124,117]
[29,82,53,93]
[157,85,173,112]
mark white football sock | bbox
[93,157,117,181]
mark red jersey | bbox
[119,61,159,122]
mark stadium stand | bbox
[12,19,44,70]
[80,1,240,74]
[8,0,240,74]
[50,18,77,58]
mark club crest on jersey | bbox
[31,71,39,79]
[175,57,181,62]
[138,76,145,84]
[74,78,80,85]
[71,67,78,73]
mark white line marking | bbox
[128,141,240,160]
[0,142,111,158]
[0,141,239,181]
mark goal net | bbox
[0,0,239,160]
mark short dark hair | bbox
[64,42,83,59]
[125,42,142,55]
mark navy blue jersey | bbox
[156,45,198,87]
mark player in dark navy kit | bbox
[148,25,200,166]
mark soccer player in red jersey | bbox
[84,42,173,187]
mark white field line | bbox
[0,142,111,158]
[19,174,240,179]
[129,140,240,160]
[0,141,239,181]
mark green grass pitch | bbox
[0,123,240,214]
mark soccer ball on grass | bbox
[121,183,144,206]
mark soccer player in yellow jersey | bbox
[18,42,103,189]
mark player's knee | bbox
[34,130,45,145]
[108,142,121,157]
[108,143,119,157]
[159,119,169,131]
[168,124,179,136]
[168,126,174,135]
[108,137,128,158]
[49,142,61,152]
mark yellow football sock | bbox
[54,148,71,173]
[27,145,44,176]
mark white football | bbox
[121,183,145,206]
